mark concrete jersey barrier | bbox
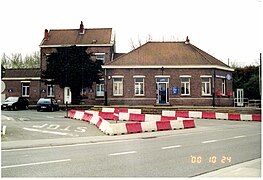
[162,110,261,122]
[67,110,196,136]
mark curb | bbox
[196,158,261,177]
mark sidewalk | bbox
[197,158,261,177]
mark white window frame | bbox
[95,53,105,64]
[180,77,191,95]
[201,77,212,96]
[134,76,145,96]
[96,79,105,97]
[113,77,123,96]
[222,79,226,96]
[47,84,55,97]
[21,82,30,97]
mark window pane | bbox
[113,78,123,96]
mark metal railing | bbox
[234,98,261,107]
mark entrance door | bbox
[64,87,72,104]
[156,77,169,104]
[159,83,167,103]
[236,88,244,106]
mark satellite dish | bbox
[1,81,6,93]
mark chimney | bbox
[44,29,49,40]
[185,36,190,44]
[79,21,84,34]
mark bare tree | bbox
[1,51,40,69]
[129,34,153,50]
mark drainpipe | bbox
[104,68,108,106]
[213,69,216,107]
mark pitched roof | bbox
[40,28,113,46]
[3,68,41,78]
[104,41,233,71]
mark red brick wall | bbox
[41,46,114,71]
[3,80,41,104]
[105,68,233,106]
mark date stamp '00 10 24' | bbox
[191,155,232,164]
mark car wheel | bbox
[12,105,17,111]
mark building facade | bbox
[2,22,234,106]
[102,40,234,106]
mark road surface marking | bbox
[46,116,55,119]
[233,135,246,138]
[2,139,139,152]
[202,140,218,144]
[202,135,248,144]
[1,159,71,169]
[23,127,77,137]
[162,145,182,149]
[1,115,13,121]
[108,151,137,156]
[18,117,30,121]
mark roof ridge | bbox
[190,44,229,67]
[49,28,112,31]
[105,41,151,65]
[190,44,213,64]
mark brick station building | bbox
[2,22,234,106]
[2,22,116,104]
[102,38,234,106]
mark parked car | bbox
[36,98,59,112]
[1,97,29,110]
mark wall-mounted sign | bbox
[215,75,226,79]
[226,74,232,80]
[8,89,13,93]
[172,86,179,95]
[41,89,46,93]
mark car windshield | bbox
[5,97,19,102]
[37,98,51,104]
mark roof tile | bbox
[106,41,229,68]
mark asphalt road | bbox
[1,110,105,141]
[1,109,261,177]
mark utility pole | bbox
[260,53,262,97]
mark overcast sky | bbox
[0,0,262,66]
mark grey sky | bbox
[0,0,262,66]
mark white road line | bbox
[1,115,13,121]
[202,140,218,144]
[2,139,139,152]
[1,159,71,169]
[108,151,137,156]
[23,127,77,137]
[233,135,246,138]
[46,116,55,119]
[162,145,182,149]
[202,135,248,144]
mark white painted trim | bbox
[102,65,234,72]
[112,75,124,78]
[94,52,106,55]
[133,75,145,78]
[40,44,113,48]
[180,75,192,78]
[3,77,41,80]
[21,81,31,83]
[200,75,212,78]
[155,75,171,78]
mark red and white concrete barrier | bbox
[162,110,261,122]
[67,110,196,136]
